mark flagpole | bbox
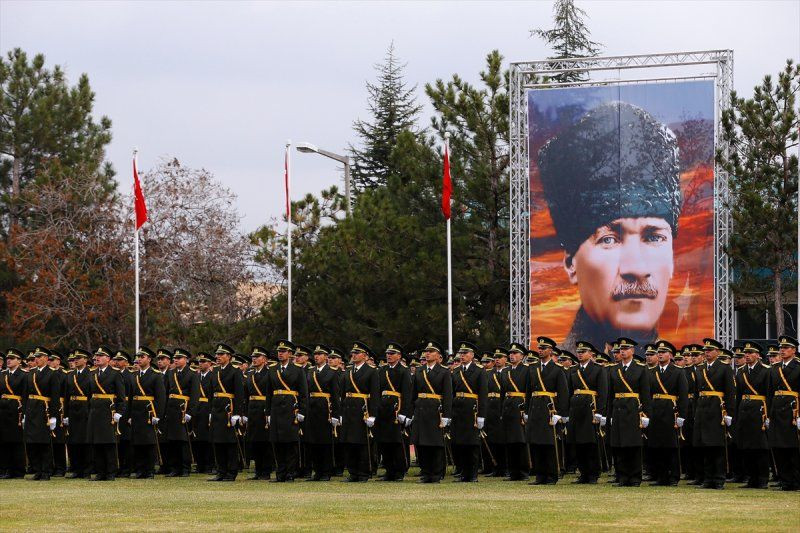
[445,133,453,356]
[286,140,293,342]
[133,148,140,354]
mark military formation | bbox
[0,335,798,490]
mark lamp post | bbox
[295,142,351,215]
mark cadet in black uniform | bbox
[164,348,199,477]
[340,341,379,482]
[192,352,214,474]
[734,341,771,488]
[304,344,341,481]
[647,340,688,486]
[24,347,59,480]
[410,341,453,483]
[328,347,347,476]
[130,346,166,479]
[0,348,27,478]
[244,346,273,480]
[769,335,799,491]
[373,342,412,482]
[209,343,245,481]
[88,346,127,480]
[502,342,531,481]
[63,348,92,478]
[484,348,507,477]
[608,338,651,487]
[567,341,609,484]
[46,351,68,477]
[693,338,736,489]
[265,339,308,482]
[450,341,488,483]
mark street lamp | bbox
[296,141,351,215]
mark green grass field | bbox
[0,470,798,532]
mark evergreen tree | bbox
[532,0,601,83]
[719,59,799,336]
[350,42,422,191]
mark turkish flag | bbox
[442,144,452,219]
[133,157,148,230]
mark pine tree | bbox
[350,42,422,191]
[532,0,602,83]
[719,59,799,336]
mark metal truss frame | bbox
[508,50,734,347]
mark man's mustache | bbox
[612,281,658,301]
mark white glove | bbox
[562,417,569,423]
[523,414,529,423]
[240,416,248,425]
[550,414,561,426]
[763,418,769,429]
[600,416,607,427]
[48,417,57,430]
[365,416,375,428]
[640,417,650,428]
[62,417,69,426]
[593,413,603,424]
[296,413,305,423]
[724,415,732,427]
[183,413,192,423]
[209,414,212,423]
[676,417,685,428]
[113,412,122,423]
[230,415,240,426]
[440,417,451,428]
[127,418,131,424]
[405,417,413,427]
[331,417,341,427]
[796,417,800,428]
[476,417,485,430]
[397,414,407,424]
[266,416,271,426]
[151,417,160,425]
[22,415,25,428]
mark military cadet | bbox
[340,341,379,482]
[373,342,411,482]
[47,351,68,477]
[527,337,569,485]
[130,346,166,479]
[291,344,313,478]
[154,349,173,475]
[304,344,341,481]
[193,352,214,474]
[769,335,799,491]
[483,347,507,477]
[328,347,347,477]
[88,346,126,480]
[502,342,531,481]
[733,341,771,489]
[0,348,27,479]
[112,350,135,477]
[164,348,199,477]
[450,341,488,483]
[558,351,575,370]
[647,340,688,486]
[410,341,453,483]
[23,347,59,480]
[208,343,245,482]
[608,338,651,487]
[567,341,609,484]
[244,346,273,480]
[265,339,308,482]
[645,344,658,369]
[767,344,781,365]
[693,338,736,489]
[558,350,578,474]
[63,348,92,478]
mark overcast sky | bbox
[2,0,798,233]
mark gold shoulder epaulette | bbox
[65,369,74,374]
[554,361,563,367]
[268,362,277,367]
[635,361,646,366]
[111,367,120,372]
[153,368,162,374]
[294,362,303,368]
[607,362,619,367]
[400,361,408,367]
[475,362,483,369]
[761,363,771,369]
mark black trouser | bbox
[532,444,558,482]
[194,440,212,473]
[168,440,192,474]
[614,446,642,485]
[564,442,577,473]
[452,444,479,481]
[158,440,172,474]
[51,442,66,474]
[306,442,332,479]
[297,443,311,477]
[344,442,371,480]
[213,442,239,480]
[133,444,156,475]
[488,441,507,475]
[378,441,407,479]
[117,439,131,475]
[506,442,529,479]
[26,442,52,477]
[417,445,444,480]
[67,443,90,476]
[0,442,26,477]
[93,443,117,478]
[773,447,800,489]
[250,440,273,477]
[681,442,694,479]
[273,441,298,480]
[575,442,600,481]
[701,446,726,486]
[740,449,768,486]
[728,442,741,479]
[333,442,345,475]
[650,447,680,484]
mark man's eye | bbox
[598,235,619,245]
[644,233,667,243]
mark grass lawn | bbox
[0,470,798,532]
